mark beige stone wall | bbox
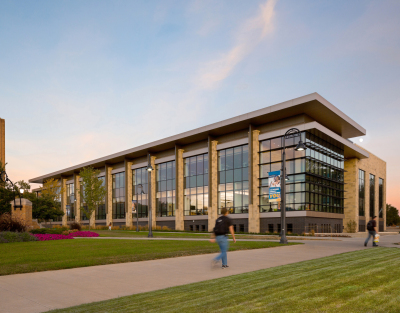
[0,118,4,166]
[344,146,387,232]
[125,159,133,227]
[175,148,184,230]
[11,199,33,226]
[105,164,113,226]
[208,140,218,231]
[248,129,260,233]
[343,158,358,231]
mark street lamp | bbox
[134,184,145,232]
[280,128,307,244]
[147,154,154,238]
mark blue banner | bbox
[268,170,281,202]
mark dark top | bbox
[214,215,232,236]
[371,220,376,228]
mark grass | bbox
[49,248,400,313]
[0,239,294,276]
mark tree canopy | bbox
[386,204,400,226]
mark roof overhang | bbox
[29,93,366,184]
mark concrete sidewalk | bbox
[0,235,399,313]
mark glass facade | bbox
[218,145,249,214]
[259,131,344,213]
[132,167,149,218]
[66,183,75,221]
[96,176,106,220]
[156,161,176,217]
[379,178,384,218]
[359,170,365,216]
[184,154,208,215]
[112,172,125,219]
[80,183,88,220]
[369,174,375,217]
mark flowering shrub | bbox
[0,231,38,243]
[33,231,99,241]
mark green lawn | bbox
[0,239,293,276]
[96,230,212,238]
[49,248,400,313]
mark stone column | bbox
[74,173,81,224]
[149,155,157,228]
[343,158,358,232]
[10,198,33,227]
[61,177,67,226]
[175,146,184,230]
[364,168,371,233]
[125,159,133,227]
[208,137,218,231]
[248,126,260,233]
[105,164,113,226]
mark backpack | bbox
[367,220,374,231]
[213,216,229,235]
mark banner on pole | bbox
[268,171,281,202]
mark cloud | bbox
[197,0,277,90]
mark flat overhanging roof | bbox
[29,92,366,184]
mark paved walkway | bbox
[1,235,399,313]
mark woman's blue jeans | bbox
[214,235,229,266]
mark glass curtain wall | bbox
[259,131,344,213]
[156,161,176,217]
[359,170,365,216]
[112,172,125,219]
[218,145,249,214]
[132,167,149,218]
[379,178,384,218]
[96,176,106,220]
[66,183,75,221]
[80,183,88,220]
[369,174,375,217]
[184,154,208,215]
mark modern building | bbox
[0,118,4,166]
[29,93,386,233]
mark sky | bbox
[1,0,400,209]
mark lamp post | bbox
[147,154,154,238]
[134,183,145,232]
[0,171,22,209]
[280,128,307,244]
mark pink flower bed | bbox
[34,231,99,241]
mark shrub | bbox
[0,231,38,243]
[0,213,27,232]
[70,222,82,231]
[31,228,63,235]
[346,220,357,233]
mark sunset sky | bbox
[1,0,399,209]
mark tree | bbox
[23,191,64,222]
[16,180,31,192]
[0,161,15,214]
[40,178,64,202]
[386,204,400,226]
[78,167,106,230]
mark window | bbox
[156,161,176,217]
[218,146,249,214]
[184,154,208,215]
[66,183,75,221]
[96,176,106,220]
[112,172,125,219]
[80,183,88,220]
[132,167,149,218]
[379,178,384,218]
[268,224,274,233]
[359,170,365,216]
[259,131,345,214]
[370,174,375,217]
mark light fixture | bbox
[147,165,154,172]
[295,140,307,151]
[285,175,289,181]
[19,188,24,194]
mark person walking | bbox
[108,222,112,231]
[365,216,378,247]
[210,208,236,268]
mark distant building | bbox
[29,93,386,233]
[0,118,4,166]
